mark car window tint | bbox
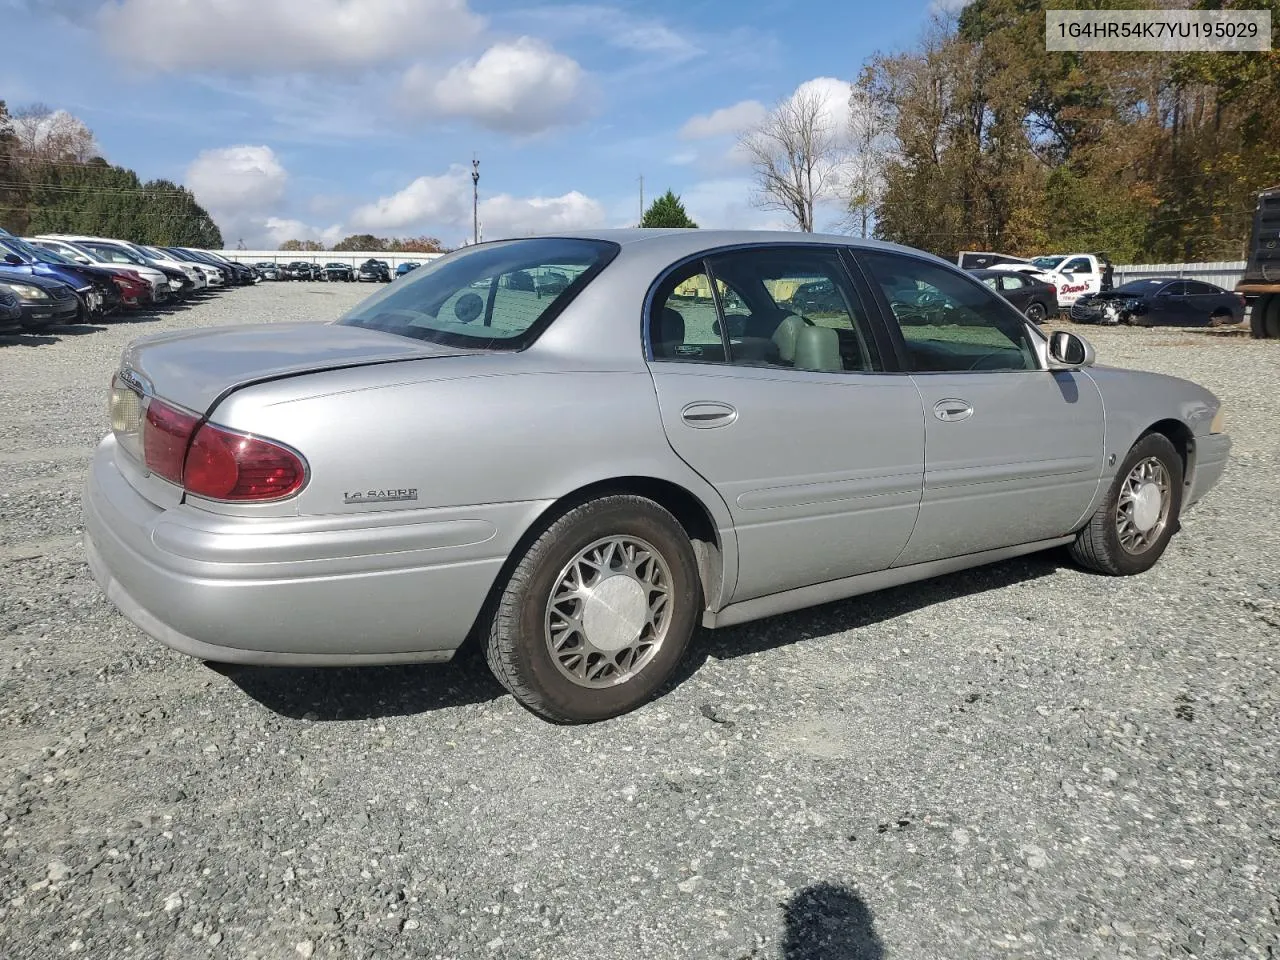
[1000,274,1027,290]
[704,247,878,372]
[859,251,1038,373]
[1063,257,1093,274]
[648,261,727,362]
[1186,281,1219,295]
[1162,281,1187,296]
[339,238,617,350]
[980,275,1000,291]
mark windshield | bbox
[1114,279,1169,294]
[84,243,146,266]
[0,237,41,263]
[1030,256,1065,270]
[338,238,619,350]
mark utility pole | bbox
[471,156,480,246]
[638,174,644,226]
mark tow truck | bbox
[958,251,1115,307]
[1235,185,1280,339]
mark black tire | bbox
[484,496,702,723]
[1025,301,1048,324]
[1251,294,1280,339]
[1068,433,1184,576]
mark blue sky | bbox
[3,0,934,248]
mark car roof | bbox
[493,228,940,259]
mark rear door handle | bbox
[681,401,738,428]
[933,398,973,422]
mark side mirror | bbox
[3,253,22,265]
[1048,330,1095,368]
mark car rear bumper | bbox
[1188,432,1231,508]
[83,436,543,665]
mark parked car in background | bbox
[535,268,570,299]
[41,238,170,302]
[787,278,844,316]
[253,261,281,281]
[1070,278,1246,327]
[0,286,22,333]
[162,248,227,287]
[970,268,1060,323]
[82,230,1230,724]
[0,236,115,320]
[284,261,314,280]
[323,262,353,282]
[27,237,155,310]
[43,236,207,296]
[358,260,390,282]
[505,269,535,292]
[0,269,81,330]
[395,261,421,278]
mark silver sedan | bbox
[83,231,1231,722]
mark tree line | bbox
[741,0,1280,263]
[0,101,223,248]
[277,234,448,252]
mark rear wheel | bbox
[1025,301,1048,324]
[1251,293,1280,339]
[1068,433,1183,576]
[484,496,701,723]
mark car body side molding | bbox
[703,534,1075,629]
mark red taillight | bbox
[143,399,199,484]
[119,386,307,502]
[184,422,306,501]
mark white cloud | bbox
[96,0,484,73]
[679,178,793,231]
[349,169,471,232]
[479,191,605,238]
[403,38,587,134]
[261,217,344,248]
[792,77,856,145]
[516,6,700,60]
[186,145,289,214]
[679,100,767,140]
[348,168,604,242]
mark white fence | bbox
[215,250,445,271]
[1114,260,1246,289]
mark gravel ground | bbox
[1,286,1277,960]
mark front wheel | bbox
[1068,433,1184,576]
[484,496,702,723]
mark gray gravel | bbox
[1,288,1277,960]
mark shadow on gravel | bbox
[46,324,107,335]
[0,333,60,346]
[210,652,504,721]
[782,883,884,960]
[684,552,1062,677]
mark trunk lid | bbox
[120,320,469,414]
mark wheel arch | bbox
[1140,417,1196,501]
[461,475,734,653]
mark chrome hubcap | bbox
[1116,457,1171,554]
[545,536,672,688]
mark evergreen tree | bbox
[641,190,698,228]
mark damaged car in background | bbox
[1070,278,1246,327]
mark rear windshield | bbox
[338,238,619,350]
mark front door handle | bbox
[933,398,974,422]
[681,401,738,428]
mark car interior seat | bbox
[793,325,842,372]
[770,313,808,364]
[652,306,685,358]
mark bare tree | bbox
[10,104,98,163]
[739,87,844,232]
[845,77,893,238]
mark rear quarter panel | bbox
[204,355,740,602]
